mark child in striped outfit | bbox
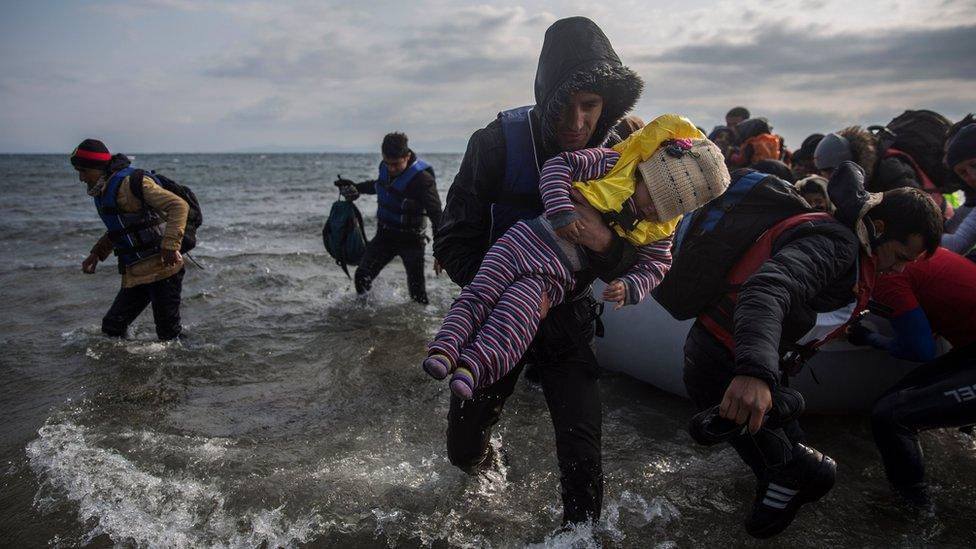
[425,116,731,399]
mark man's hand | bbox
[82,253,99,274]
[720,375,772,434]
[846,322,873,347]
[334,177,359,200]
[338,184,359,201]
[569,188,613,254]
[161,249,182,267]
[539,291,551,320]
[554,219,585,243]
[602,280,626,309]
[433,258,443,276]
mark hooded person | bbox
[795,175,834,213]
[792,134,824,179]
[815,126,953,220]
[939,124,976,255]
[432,16,643,525]
[681,161,943,538]
[752,159,796,184]
[426,127,729,400]
[613,114,646,141]
[728,117,783,168]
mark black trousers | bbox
[682,322,805,477]
[871,342,976,488]
[354,228,428,304]
[446,295,603,525]
[102,269,184,340]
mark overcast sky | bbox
[2,0,974,153]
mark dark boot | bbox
[745,443,836,539]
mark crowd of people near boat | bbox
[69,15,974,540]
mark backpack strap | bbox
[699,171,767,233]
[781,251,879,375]
[128,169,146,203]
[698,212,836,352]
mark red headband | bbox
[73,149,111,161]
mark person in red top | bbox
[850,247,976,506]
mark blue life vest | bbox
[489,106,544,243]
[376,158,431,232]
[93,166,165,271]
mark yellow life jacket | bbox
[572,114,705,246]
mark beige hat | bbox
[637,138,731,222]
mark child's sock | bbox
[423,353,453,380]
[450,366,475,400]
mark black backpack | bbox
[322,198,368,278]
[653,170,815,320]
[130,168,203,253]
[871,109,957,192]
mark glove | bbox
[847,322,874,347]
[334,177,359,200]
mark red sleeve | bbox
[873,271,919,317]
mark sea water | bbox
[1,153,974,547]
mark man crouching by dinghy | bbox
[72,139,192,341]
[656,161,943,538]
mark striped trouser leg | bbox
[428,286,497,364]
[460,275,560,388]
[428,251,518,364]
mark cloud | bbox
[3,0,976,152]
[641,23,976,85]
[202,4,552,89]
[624,20,976,146]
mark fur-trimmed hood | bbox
[533,17,643,154]
[838,126,878,182]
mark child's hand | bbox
[602,280,627,310]
[555,219,586,243]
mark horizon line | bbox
[0,150,467,156]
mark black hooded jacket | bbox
[433,17,643,287]
[723,164,870,385]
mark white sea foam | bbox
[115,428,234,464]
[524,490,678,548]
[26,420,320,548]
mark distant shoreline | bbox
[0,151,466,156]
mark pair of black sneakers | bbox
[689,387,837,539]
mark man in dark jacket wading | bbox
[433,16,643,525]
[683,162,943,538]
[338,132,442,304]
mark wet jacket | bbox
[434,16,643,288]
[91,172,189,288]
[354,152,441,235]
[720,163,872,385]
[727,218,860,385]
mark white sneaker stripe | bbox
[765,490,791,503]
[762,497,789,509]
[768,482,799,496]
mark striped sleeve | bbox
[539,148,619,228]
[619,235,673,305]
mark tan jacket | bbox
[91,174,189,288]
